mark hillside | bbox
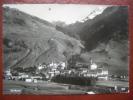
[2,7,84,69]
[2,6,129,76]
[56,6,129,76]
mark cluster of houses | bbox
[37,61,67,79]
[4,59,128,83]
[4,61,67,83]
[36,60,110,81]
[4,69,43,83]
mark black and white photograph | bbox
[2,4,129,95]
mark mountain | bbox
[56,6,129,76]
[3,6,129,76]
[78,6,128,51]
[2,7,84,69]
[57,6,128,49]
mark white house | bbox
[90,63,98,70]
[25,79,32,83]
[60,62,66,68]
[5,69,12,76]
[98,76,108,80]
[33,79,38,83]
[97,68,108,76]
[31,76,42,80]
[38,64,45,70]
[49,61,58,68]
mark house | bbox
[33,79,38,83]
[25,78,32,82]
[51,68,57,71]
[49,61,58,68]
[80,68,89,75]
[21,74,29,78]
[97,67,108,76]
[96,67,109,80]
[86,71,98,77]
[45,74,50,79]
[97,76,108,80]
[38,64,45,70]
[68,70,72,74]
[76,62,89,68]
[90,63,98,70]
[18,73,29,78]
[54,70,60,74]
[11,76,19,80]
[59,62,66,69]
[31,76,42,80]
[51,73,55,77]
[5,69,12,76]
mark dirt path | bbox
[10,48,32,68]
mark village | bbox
[4,59,128,83]
[3,58,129,94]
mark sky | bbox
[3,4,109,24]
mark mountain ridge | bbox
[3,7,84,69]
[2,6,129,76]
[56,6,129,75]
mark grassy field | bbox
[95,80,129,87]
[3,79,129,95]
[3,80,85,95]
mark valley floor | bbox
[3,80,129,95]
